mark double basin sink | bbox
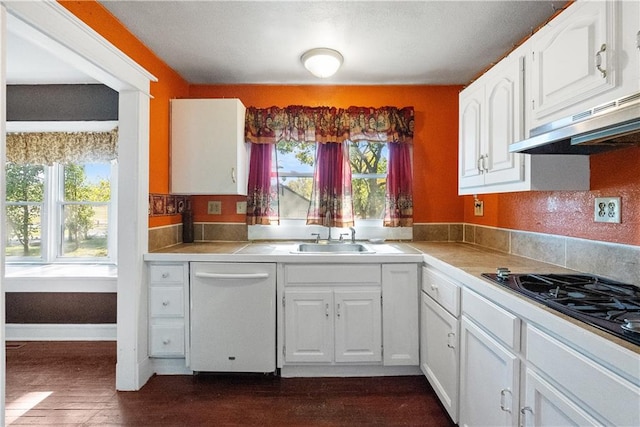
[293,242,375,254]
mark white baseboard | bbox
[6,323,116,341]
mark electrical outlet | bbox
[236,201,247,214]
[207,200,222,215]
[594,197,621,223]
[474,200,484,216]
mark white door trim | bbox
[1,0,157,396]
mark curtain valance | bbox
[6,128,118,165]
[245,106,413,145]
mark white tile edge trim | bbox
[5,324,116,341]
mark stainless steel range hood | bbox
[509,92,640,155]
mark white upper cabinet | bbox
[458,47,590,195]
[528,0,640,132]
[459,51,525,194]
[170,98,248,195]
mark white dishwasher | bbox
[189,262,276,373]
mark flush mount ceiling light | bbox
[301,48,343,78]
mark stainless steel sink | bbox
[292,242,375,254]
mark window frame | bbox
[249,140,412,241]
[5,160,118,264]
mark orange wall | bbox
[59,1,190,228]
[464,146,640,246]
[63,1,639,246]
[186,85,464,224]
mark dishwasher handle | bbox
[194,272,270,280]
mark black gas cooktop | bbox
[481,271,640,345]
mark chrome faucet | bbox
[349,227,356,243]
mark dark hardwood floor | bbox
[6,341,455,426]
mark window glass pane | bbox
[276,141,314,219]
[277,141,315,173]
[5,163,45,258]
[6,163,45,202]
[5,204,42,258]
[60,204,109,258]
[353,177,386,219]
[64,163,111,202]
[350,142,388,220]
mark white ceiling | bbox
[6,0,567,86]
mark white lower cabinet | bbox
[522,368,600,427]
[459,315,520,427]
[382,264,419,365]
[284,287,382,364]
[525,324,640,426]
[421,293,459,422]
[420,265,461,423]
[281,263,420,371]
[148,262,189,358]
[454,286,639,427]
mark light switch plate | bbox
[207,200,222,215]
[474,200,484,216]
[594,197,620,223]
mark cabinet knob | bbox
[162,338,171,345]
[325,303,330,318]
[162,300,170,307]
[430,284,438,291]
[161,272,169,278]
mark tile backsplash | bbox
[462,224,640,285]
[148,220,639,285]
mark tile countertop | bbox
[144,241,640,356]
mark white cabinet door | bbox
[459,50,526,194]
[529,1,616,128]
[483,56,524,187]
[459,82,485,189]
[421,292,459,423]
[334,289,382,363]
[171,98,247,195]
[459,316,520,427]
[284,289,333,363]
[522,368,600,427]
[382,264,419,366]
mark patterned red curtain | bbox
[245,106,413,145]
[246,143,278,225]
[306,141,354,228]
[384,143,413,227]
[245,105,414,227]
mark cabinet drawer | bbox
[422,266,460,316]
[527,325,639,427]
[150,322,185,357]
[462,288,520,350]
[149,264,185,284]
[150,286,184,317]
[285,264,380,285]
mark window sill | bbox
[248,219,412,241]
[4,264,117,293]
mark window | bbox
[5,161,117,263]
[277,141,388,220]
[249,141,410,241]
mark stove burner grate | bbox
[481,272,640,345]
